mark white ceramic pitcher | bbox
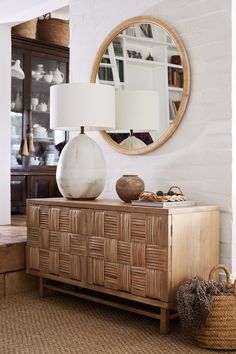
[52,68,64,84]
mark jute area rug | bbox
[0,291,234,354]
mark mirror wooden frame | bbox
[90,16,190,155]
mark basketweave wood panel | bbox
[28,246,39,271]
[39,249,49,273]
[59,252,71,277]
[87,257,104,286]
[27,205,169,244]
[49,231,59,251]
[70,233,87,256]
[104,211,120,239]
[70,209,94,235]
[71,255,87,281]
[27,205,40,228]
[27,204,170,301]
[39,228,49,249]
[59,208,70,232]
[27,228,40,248]
[104,262,119,290]
[49,251,59,275]
[39,206,49,229]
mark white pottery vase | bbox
[56,134,106,199]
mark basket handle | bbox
[208,263,234,289]
[43,13,51,20]
[168,185,184,195]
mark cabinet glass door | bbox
[30,55,67,167]
[11,48,24,168]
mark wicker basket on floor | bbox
[37,13,69,47]
[194,264,236,350]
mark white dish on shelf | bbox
[30,156,41,165]
[34,137,53,142]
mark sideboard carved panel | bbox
[26,199,219,333]
[27,204,170,300]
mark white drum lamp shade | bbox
[50,83,115,199]
[115,90,160,149]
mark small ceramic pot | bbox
[44,73,53,83]
[37,102,48,112]
[116,175,145,203]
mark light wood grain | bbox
[27,269,171,308]
[26,199,219,333]
[0,244,25,273]
[171,210,220,301]
[0,274,4,296]
[160,308,170,334]
[4,270,37,295]
[27,198,218,215]
[43,283,166,321]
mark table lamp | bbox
[50,83,115,199]
[115,90,159,149]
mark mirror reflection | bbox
[96,21,184,148]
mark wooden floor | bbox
[0,215,26,246]
[0,215,37,295]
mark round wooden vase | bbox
[116,175,145,203]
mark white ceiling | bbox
[0,0,69,25]
[52,6,69,20]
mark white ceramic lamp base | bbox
[56,134,106,199]
[120,135,146,149]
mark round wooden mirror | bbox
[90,16,190,155]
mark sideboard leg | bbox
[39,277,44,297]
[160,308,170,334]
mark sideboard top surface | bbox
[26,198,219,215]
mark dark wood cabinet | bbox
[11,173,62,213]
[11,176,27,213]
[28,175,61,199]
[29,175,52,198]
[11,35,69,213]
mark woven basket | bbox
[12,19,37,39]
[37,13,69,47]
[194,264,236,350]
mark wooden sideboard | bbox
[26,198,219,333]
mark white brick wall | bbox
[0,25,11,224]
[70,0,232,270]
[232,0,236,278]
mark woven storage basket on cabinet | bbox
[12,19,37,39]
[194,264,236,350]
[37,13,69,47]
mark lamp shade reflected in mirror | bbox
[113,90,159,149]
[90,16,190,155]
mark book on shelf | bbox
[98,66,113,82]
[131,200,196,208]
[169,99,176,121]
[116,59,124,82]
[169,99,181,121]
[113,39,123,57]
[173,100,180,112]
[168,67,184,88]
[170,55,181,65]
